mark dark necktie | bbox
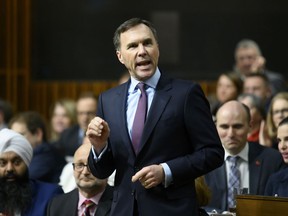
[82,199,95,216]
[131,83,147,154]
[227,156,240,209]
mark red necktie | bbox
[131,83,147,154]
[82,199,95,216]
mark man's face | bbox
[10,122,41,149]
[73,144,106,193]
[235,47,259,76]
[243,77,269,102]
[76,98,97,131]
[0,151,27,181]
[116,24,160,82]
[216,102,250,155]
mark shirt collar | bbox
[129,68,161,93]
[78,190,104,208]
[224,142,249,162]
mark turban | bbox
[0,128,33,166]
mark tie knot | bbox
[228,156,239,165]
[83,199,95,208]
[137,82,146,93]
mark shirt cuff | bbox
[91,144,108,162]
[160,163,173,188]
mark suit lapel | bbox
[95,185,113,216]
[217,165,228,210]
[67,189,80,216]
[115,83,136,156]
[248,143,262,194]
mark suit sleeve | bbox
[166,83,224,185]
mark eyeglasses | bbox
[272,108,288,116]
[72,163,90,172]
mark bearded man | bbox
[0,128,63,216]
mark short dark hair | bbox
[113,17,158,51]
[245,73,269,86]
[9,111,48,142]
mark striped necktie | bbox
[82,199,95,216]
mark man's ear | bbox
[116,50,125,65]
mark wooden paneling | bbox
[27,80,215,120]
[29,81,118,119]
[0,0,30,112]
[236,195,288,216]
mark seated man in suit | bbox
[46,139,113,216]
[205,100,285,212]
[265,117,288,197]
[0,129,63,216]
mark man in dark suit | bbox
[205,100,285,212]
[86,18,224,216]
[46,141,113,216]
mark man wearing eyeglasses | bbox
[46,141,113,216]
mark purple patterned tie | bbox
[131,83,147,154]
[227,156,240,209]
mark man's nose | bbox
[138,44,147,55]
[227,127,235,136]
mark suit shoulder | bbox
[32,180,63,193]
[51,188,76,201]
[250,142,280,156]
[101,83,126,96]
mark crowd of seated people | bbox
[0,37,287,215]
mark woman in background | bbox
[49,99,77,142]
[266,92,288,148]
[210,71,243,117]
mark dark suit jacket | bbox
[23,180,63,216]
[265,167,288,197]
[205,142,285,212]
[88,75,224,216]
[29,142,66,183]
[54,124,83,157]
[46,185,113,216]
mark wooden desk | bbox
[236,194,288,216]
